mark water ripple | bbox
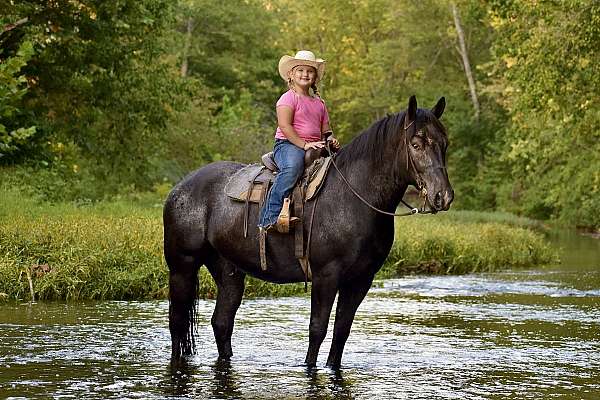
[1,266,599,399]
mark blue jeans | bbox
[258,139,305,228]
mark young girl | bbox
[258,50,340,232]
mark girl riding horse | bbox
[258,50,340,232]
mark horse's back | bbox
[166,161,243,206]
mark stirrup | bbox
[276,197,291,233]
[275,216,300,233]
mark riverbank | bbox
[0,190,557,301]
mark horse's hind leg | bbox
[206,257,246,360]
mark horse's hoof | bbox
[325,361,342,370]
[304,361,317,370]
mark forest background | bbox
[1,0,599,230]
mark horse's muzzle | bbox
[432,188,454,212]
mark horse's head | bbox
[403,95,454,212]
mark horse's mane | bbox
[335,109,446,167]
[335,112,403,167]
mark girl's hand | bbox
[303,141,325,150]
[328,137,341,150]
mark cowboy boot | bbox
[275,198,300,233]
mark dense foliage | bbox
[1,0,598,228]
[482,1,600,228]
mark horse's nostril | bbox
[442,189,454,210]
[434,191,442,208]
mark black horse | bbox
[164,95,453,368]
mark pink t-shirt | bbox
[275,90,330,142]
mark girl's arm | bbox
[277,106,324,150]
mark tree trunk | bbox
[1,18,29,35]
[180,17,193,78]
[451,3,480,120]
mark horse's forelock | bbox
[417,109,447,141]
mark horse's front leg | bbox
[305,266,340,367]
[207,257,246,360]
[326,275,374,368]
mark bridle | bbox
[325,115,435,217]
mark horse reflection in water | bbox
[166,359,242,398]
[211,360,242,399]
[167,358,354,399]
[164,96,453,368]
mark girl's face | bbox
[290,65,317,89]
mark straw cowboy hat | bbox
[278,50,326,83]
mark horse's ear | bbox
[407,95,417,123]
[431,97,446,119]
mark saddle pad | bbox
[305,156,332,201]
[224,157,332,203]
[224,164,274,202]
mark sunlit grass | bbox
[0,189,306,301]
[377,211,557,279]
[0,190,557,301]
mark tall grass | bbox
[378,212,557,278]
[0,189,307,301]
[431,210,547,230]
[0,189,557,301]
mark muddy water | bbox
[1,230,598,399]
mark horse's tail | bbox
[164,162,238,359]
[168,269,199,358]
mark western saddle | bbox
[224,144,334,285]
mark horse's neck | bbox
[336,136,408,213]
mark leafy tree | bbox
[211,90,274,163]
[172,0,284,165]
[0,0,215,198]
[177,0,282,104]
[484,0,600,227]
[0,40,36,158]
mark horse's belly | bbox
[208,204,307,284]
[222,243,307,284]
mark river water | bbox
[1,230,599,399]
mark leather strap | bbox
[293,185,304,260]
[259,180,270,209]
[244,167,266,238]
[302,195,318,285]
[259,228,267,271]
[243,188,250,238]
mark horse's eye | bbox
[412,143,419,150]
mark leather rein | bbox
[325,117,434,217]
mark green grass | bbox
[430,210,547,230]
[0,188,307,301]
[0,189,557,301]
[377,211,557,279]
